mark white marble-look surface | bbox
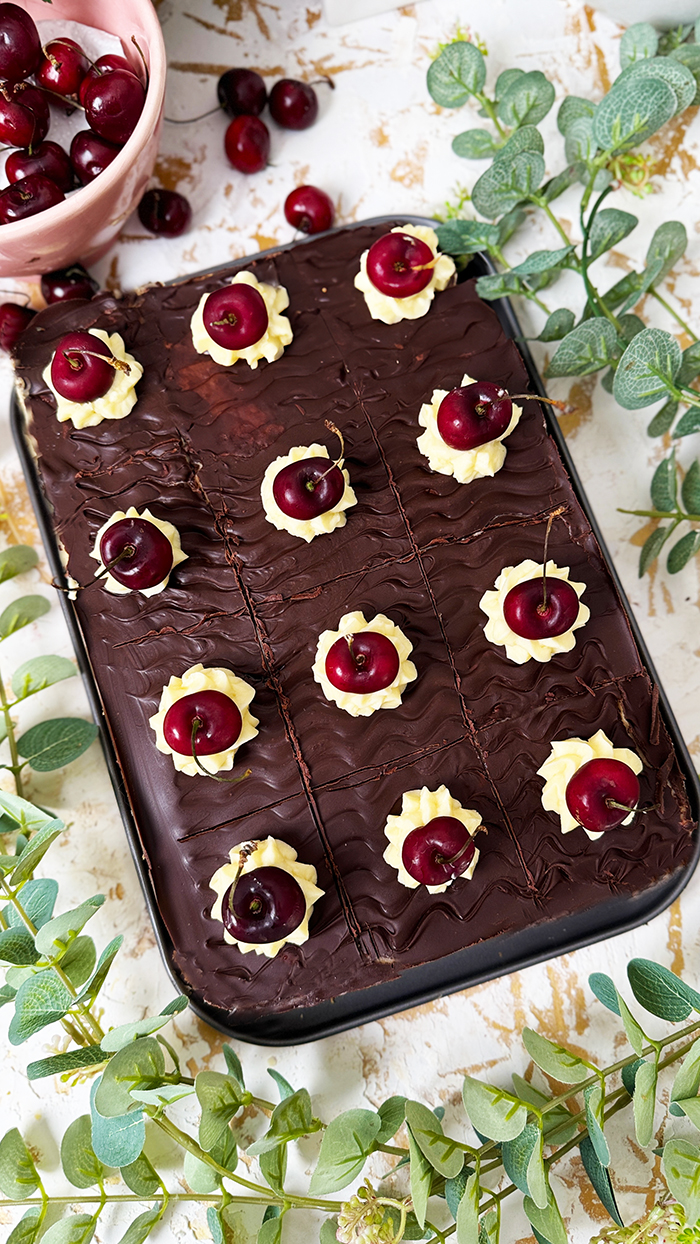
[1,1,700,1240]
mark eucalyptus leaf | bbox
[267,1069,294,1100]
[587,208,637,262]
[377,1096,406,1142]
[35,895,104,956]
[471,151,545,219]
[670,1037,700,1113]
[522,1028,592,1084]
[510,246,574,277]
[510,1075,578,1145]
[27,1044,106,1081]
[601,270,644,314]
[493,125,545,165]
[541,164,579,204]
[589,973,620,1014]
[11,655,76,701]
[681,459,700,514]
[102,1006,186,1052]
[452,130,497,159]
[579,1136,624,1227]
[0,595,50,639]
[497,206,526,245]
[195,1071,244,1151]
[78,935,123,1006]
[405,1101,463,1179]
[130,1083,194,1107]
[17,717,98,772]
[427,42,486,108]
[668,531,700,573]
[9,820,63,885]
[502,1122,547,1206]
[436,220,501,256]
[546,319,620,378]
[678,342,700,388]
[650,453,679,512]
[462,1076,527,1141]
[445,1165,471,1219]
[0,546,39,584]
[475,271,527,300]
[593,77,676,152]
[90,1080,145,1167]
[495,67,525,100]
[94,1037,165,1118]
[613,329,681,409]
[675,407,700,440]
[260,1143,286,1194]
[308,1109,380,1194]
[663,1138,700,1225]
[0,1129,39,1200]
[408,1130,433,1229]
[648,398,679,437]
[523,1191,568,1244]
[6,1206,42,1244]
[619,22,658,68]
[497,70,555,128]
[121,1153,161,1197]
[61,1115,104,1189]
[0,790,55,833]
[628,222,689,311]
[639,526,673,577]
[39,1215,95,1244]
[115,1209,161,1244]
[675,1098,700,1129]
[616,56,696,114]
[557,94,595,135]
[8,969,73,1045]
[619,996,646,1056]
[622,1058,646,1098]
[629,957,700,1020]
[565,115,596,163]
[184,1148,220,1194]
[61,936,96,988]
[584,1084,610,1166]
[223,1045,244,1087]
[669,44,700,105]
[0,928,39,966]
[455,1170,479,1244]
[247,1089,316,1158]
[257,1211,284,1244]
[319,1220,339,1244]
[538,309,575,343]
[207,1207,224,1244]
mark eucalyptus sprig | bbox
[427,21,700,581]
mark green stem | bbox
[475,92,506,138]
[539,199,572,248]
[0,655,25,799]
[579,183,624,333]
[618,507,700,522]
[651,288,698,341]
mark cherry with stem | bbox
[189,715,251,783]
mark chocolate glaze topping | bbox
[12,222,696,1021]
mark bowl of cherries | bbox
[0,0,165,276]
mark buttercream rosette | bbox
[43,329,142,429]
[417,373,521,484]
[354,224,456,324]
[383,784,482,894]
[537,729,643,840]
[190,270,292,368]
[312,611,417,717]
[90,506,187,597]
[480,559,589,664]
[209,836,324,958]
[261,444,357,541]
[149,663,258,777]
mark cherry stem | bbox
[164,106,221,124]
[0,290,31,305]
[131,36,150,89]
[62,347,131,375]
[308,420,346,491]
[540,513,555,613]
[344,633,365,669]
[605,799,637,814]
[509,393,575,415]
[189,715,251,784]
[225,841,258,913]
[435,837,474,870]
[51,543,136,594]
[310,75,335,90]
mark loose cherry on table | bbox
[138,188,192,237]
[36,37,89,98]
[401,816,476,887]
[163,689,242,757]
[272,420,346,521]
[222,864,306,944]
[0,173,64,224]
[99,517,175,592]
[366,232,435,299]
[284,185,334,235]
[0,3,42,83]
[50,331,122,402]
[325,630,400,695]
[437,381,513,451]
[269,78,318,130]
[41,264,99,305]
[565,757,640,834]
[6,141,74,193]
[224,114,270,173]
[203,282,268,350]
[217,67,267,117]
[83,68,146,145]
[70,129,121,184]
[0,302,34,352]
[0,82,50,149]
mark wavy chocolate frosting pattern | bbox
[12,222,696,1021]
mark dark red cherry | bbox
[272,457,345,521]
[284,184,334,235]
[6,141,74,193]
[203,283,268,350]
[222,865,306,943]
[565,757,640,834]
[0,82,49,149]
[224,114,269,173]
[137,188,192,237]
[325,631,400,695]
[100,517,174,591]
[402,816,476,886]
[78,54,135,106]
[70,129,121,184]
[163,689,242,757]
[36,38,88,98]
[437,382,513,451]
[0,173,64,224]
[83,68,145,145]
[366,232,434,298]
[41,263,99,305]
[50,331,114,402]
[217,67,267,117]
[0,301,34,352]
[0,4,41,83]
[502,576,580,641]
[269,78,318,130]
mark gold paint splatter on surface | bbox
[661,580,675,615]
[170,61,246,76]
[104,256,121,295]
[648,108,699,179]
[558,374,596,440]
[371,125,390,147]
[390,142,427,189]
[687,733,700,757]
[154,151,205,193]
[583,5,612,95]
[306,7,321,26]
[183,12,244,38]
[529,961,589,1060]
[0,467,41,552]
[211,0,277,40]
[606,248,634,272]
[561,1156,611,1222]
[667,897,684,975]
[251,231,280,251]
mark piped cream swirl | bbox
[209,836,324,958]
[190,270,292,368]
[43,329,142,429]
[312,611,417,716]
[417,373,521,483]
[354,224,456,324]
[261,444,357,542]
[383,785,481,894]
[537,729,643,840]
[149,663,258,777]
[480,559,589,664]
[90,506,187,597]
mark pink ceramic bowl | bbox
[0,0,166,277]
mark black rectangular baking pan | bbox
[12,216,700,1044]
